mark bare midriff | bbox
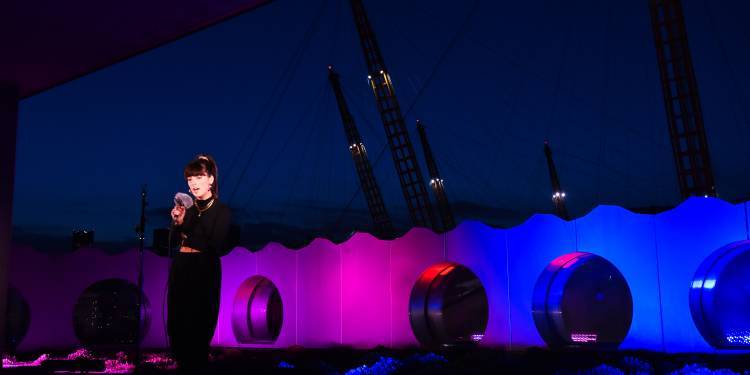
[179,246,201,253]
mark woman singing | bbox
[168,156,231,372]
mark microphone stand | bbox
[134,185,147,373]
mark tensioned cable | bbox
[241,0,342,212]
[335,110,499,224]
[336,0,651,224]
[486,126,661,190]
[703,0,750,161]
[226,0,330,204]
[518,152,550,216]
[277,77,333,226]
[410,0,593,111]
[406,0,598,209]
[311,94,326,206]
[486,74,527,187]
[328,0,343,64]
[410,0,663,212]
[413,5,537,201]
[402,0,479,119]
[239,79,330,210]
[436,143,497,202]
[329,0,480,227]
[342,78,387,149]
[224,0,322,188]
[277,122,319,225]
[329,83,393,232]
[424,10,652,204]
[543,0,580,140]
[595,1,613,204]
[473,0,649,209]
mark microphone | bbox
[173,192,194,209]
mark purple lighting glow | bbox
[66,348,94,360]
[2,351,174,373]
[2,353,49,368]
[7,198,749,353]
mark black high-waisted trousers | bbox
[167,252,221,371]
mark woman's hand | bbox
[171,205,186,226]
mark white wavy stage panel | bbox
[8,198,750,353]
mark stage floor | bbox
[4,347,750,374]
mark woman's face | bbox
[187,173,215,200]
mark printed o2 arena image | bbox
[3,0,750,373]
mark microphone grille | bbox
[174,192,194,209]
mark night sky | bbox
[12,0,750,251]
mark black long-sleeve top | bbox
[172,198,232,256]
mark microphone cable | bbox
[162,226,173,349]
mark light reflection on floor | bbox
[3,349,176,373]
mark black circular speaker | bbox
[409,262,489,347]
[532,252,632,349]
[5,286,31,351]
[72,279,150,347]
[690,240,750,348]
[232,276,283,343]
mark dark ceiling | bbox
[1,0,272,98]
